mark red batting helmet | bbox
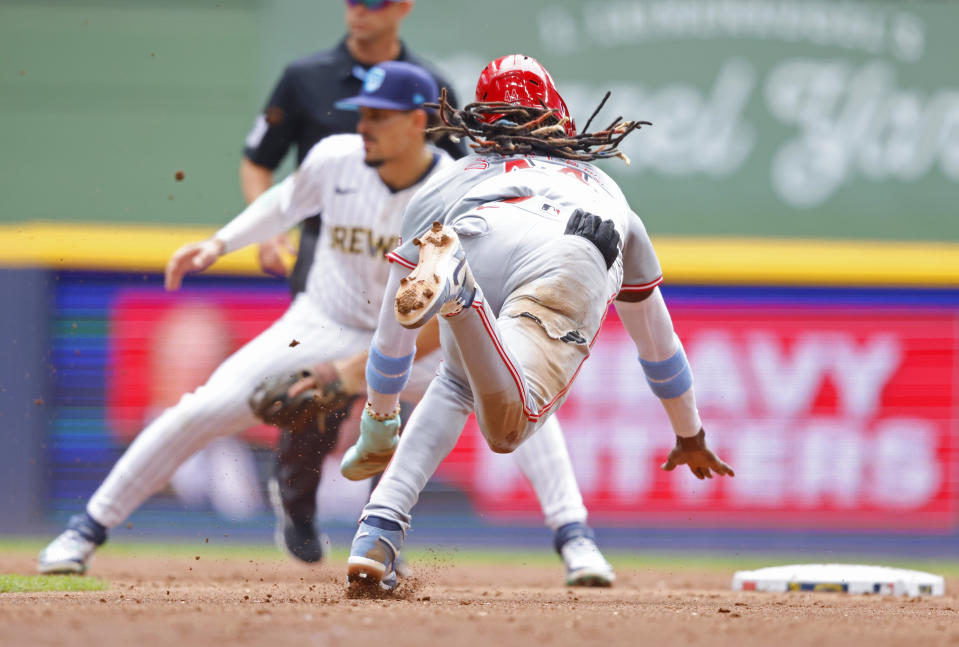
[475,54,576,136]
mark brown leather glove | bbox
[661,429,735,480]
[249,365,353,433]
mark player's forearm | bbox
[215,177,298,253]
[331,317,438,398]
[413,317,441,358]
[615,288,703,437]
[240,158,274,204]
[366,264,420,415]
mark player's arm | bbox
[335,317,439,391]
[363,263,421,416]
[164,181,289,291]
[242,66,301,277]
[282,317,439,402]
[615,288,733,479]
[217,138,337,255]
[164,237,225,291]
[165,156,324,291]
[241,159,297,278]
[615,214,733,479]
[240,158,274,204]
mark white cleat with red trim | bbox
[394,222,476,329]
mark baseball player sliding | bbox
[38,61,616,587]
[343,54,735,592]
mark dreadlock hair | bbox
[426,88,650,165]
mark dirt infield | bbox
[1,551,957,647]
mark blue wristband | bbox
[639,346,689,381]
[365,363,409,395]
[640,347,693,399]
[369,345,416,375]
[366,345,415,395]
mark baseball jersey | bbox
[243,38,467,296]
[388,153,663,296]
[222,134,453,330]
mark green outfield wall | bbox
[2,0,957,244]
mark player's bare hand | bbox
[660,428,735,480]
[164,238,225,291]
[257,232,296,277]
[288,362,341,398]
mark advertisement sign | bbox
[410,0,959,241]
[49,275,959,531]
[106,288,290,446]
[435,303,959,529]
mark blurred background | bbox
[1,0,957,561]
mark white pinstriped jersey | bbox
[389,153,663,296]
[277,134,452,330]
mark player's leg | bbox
[270,400,346,563]
[348,360,474,591]
[345,325,613,588]
[396,204,613,453]
[38,297,367,573]
[270,216,333,562]
[512,416,615,587]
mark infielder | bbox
[38,61,615,587]
[242,0,465,563]
[343,55,735,592]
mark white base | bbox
[732,563,945,596]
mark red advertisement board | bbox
[434,306,959,530]
[107,289,291,446]
[105,288,959,530]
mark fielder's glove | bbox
[249,367,354,434]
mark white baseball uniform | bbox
[86,135,589,533]
[360,152,694,531]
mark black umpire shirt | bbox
[243,38,466,295]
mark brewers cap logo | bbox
[364,67,386,93]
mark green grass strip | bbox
[2,537,956,577]
[0,574,109,593]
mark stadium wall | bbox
[1,229,957,557]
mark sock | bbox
[553,521,594,554]
[363,515,403,532]
[68,511,108,546]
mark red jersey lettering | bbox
[504,159,532,173]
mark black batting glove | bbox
[564,209,620,270]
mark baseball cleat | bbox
[347,517,405,593]
[394,222,476,329]
[555,522,615,587]
[37,513,107,574]
[340,405,402,481]
[394,551,414,579]
[267,478,327,563]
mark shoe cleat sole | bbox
[340,448,397,481]
[37,560,87,575]
[567,570,615,588]
[347,556,395,592]
[395,222,464,329]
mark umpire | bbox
[240,0,464,563]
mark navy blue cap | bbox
[335,61,439,112]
